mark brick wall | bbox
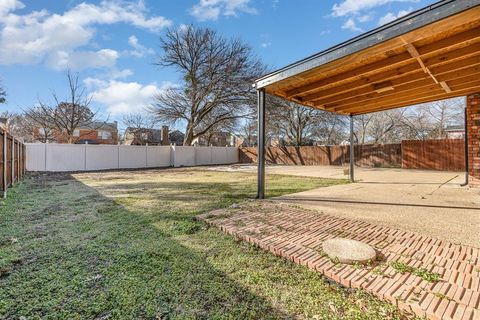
[34,128,118,144]
[467,93,480,187]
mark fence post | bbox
[210,145,213,165]
[145,143,148,168]
[3,132,6,198]
[11,137,15,185]
[84,141,88,171]
[17,141,19,180]
[17,140,22,181]
[170,144,176,167]
[44,141,48,171]
[17,142,21,179]
[23,144,26,176]
[117,142,120,169]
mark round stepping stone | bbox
[322,238,376,265]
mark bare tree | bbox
[0,112,42,142]
[353,114,373,144]
[24,71,105,143]
[367,109,406,144]
[150,26,265,146]
[268,99,318,146]
[426,98,463,139]
[122,113,158,145]
[313,112,347,145]
[238,118,257,147]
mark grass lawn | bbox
[0,169,410,319]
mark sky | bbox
[0,0,439,128]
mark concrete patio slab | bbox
[208,165,480,247]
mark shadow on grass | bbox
[0,173,291,319]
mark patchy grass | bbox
[0,168,412,319]
[390,261,440,283]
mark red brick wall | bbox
[34,128,118,144]
[467,93,480,187]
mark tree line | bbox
[0,25,464,145]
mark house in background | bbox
[124,125,185,146]
[445,124,465,139]
[34,121,119,144]
[193,131,237,147]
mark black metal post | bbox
[349,115,354,182]
[257,89,266,199]
[461,105,469,186]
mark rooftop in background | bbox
[445,124,465,131]
[255,0,480,115]
[77,121,118,131]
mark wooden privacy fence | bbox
[240,144,402,167]
[239,139,465,171]
[401,139,465,171]
[0,128,26,198]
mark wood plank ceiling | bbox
[262,6,480,115]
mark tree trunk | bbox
[184,124,195,146]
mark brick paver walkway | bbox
[198,201,480,320]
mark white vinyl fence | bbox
[25,143,239,172]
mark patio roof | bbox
[254,0,480,115]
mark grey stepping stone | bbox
[323,238,376,265]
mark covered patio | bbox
[231,0,480,318]
[254,0,480,198]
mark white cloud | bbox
[260,42,271,48]
[342,18,363,32]
[378,8,412,25]
[357,14,373,22]
[127,35,154,58]
[0,0,171,69]
[87,79,175,115]
[190,0,257,21]
[110,69,134,80]
[0,0,24,14]
[47,49,119,71]
[332,0,418,17]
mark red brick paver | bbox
[198,201,480,320]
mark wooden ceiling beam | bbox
[350,85,480,115]
[322,66,480,110]
[282,27,480,98]
[403,42,440,84]
[416,27,480,55]
[309,43,480,106]
[332,70,480,112]
[340,79,480,114]
[331,72,480,113]
[306,50,480,104]
[421,41,480,66]
[348,86,477,115]
[283,52,413,98]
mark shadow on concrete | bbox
[277,197,480,211]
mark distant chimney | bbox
[160,125,169,145]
